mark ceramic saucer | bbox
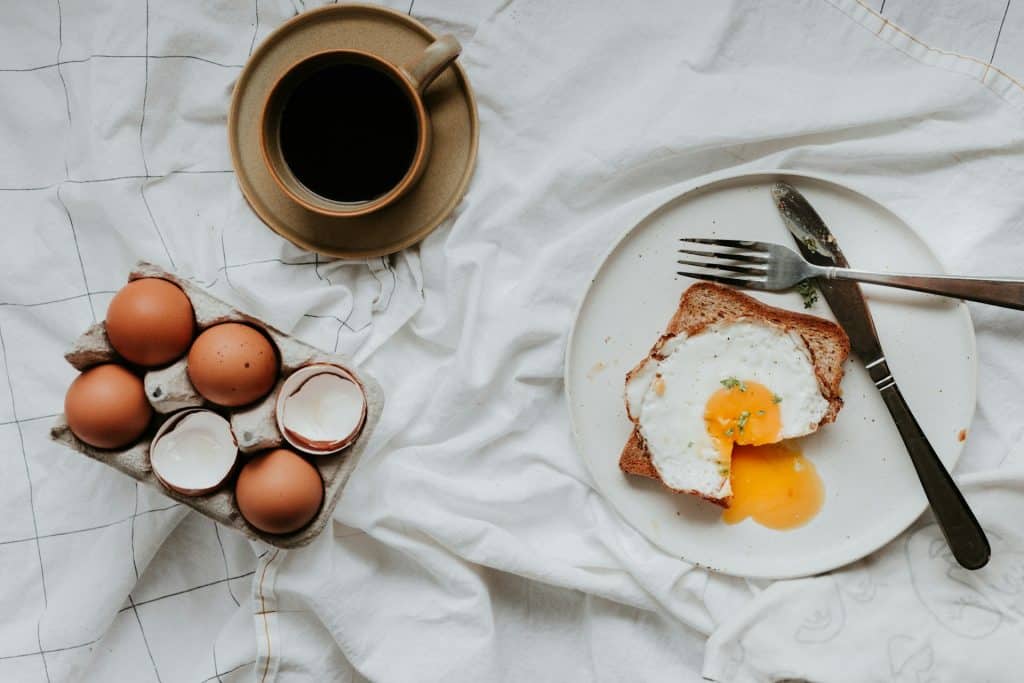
[228,4,479,258]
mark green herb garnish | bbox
[724,427,735,437]
[803,237,818,254]
[720,377,747,392]
[736,410,751,433]
[796,279,818,309]
[772,394,783,404]
[757,409,766,416]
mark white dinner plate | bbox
[565,171,977,579]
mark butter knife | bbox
[772,181,989,570]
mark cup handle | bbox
[402,35,461,94]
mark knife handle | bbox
[866,359,990,569]
[830,269,1024,311]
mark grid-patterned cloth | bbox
[0,1,438,680]
[3,1,1024,682]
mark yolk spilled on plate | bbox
[703,380,824,530]
[722,443,824,530]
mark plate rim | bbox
[563,168,978,579]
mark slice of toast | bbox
[620,282,850,505]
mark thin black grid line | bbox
[212,639,224,683]
[128,595,162,683]
[140,0,149,179]
[0,2,1019,680]
[249,0,260,56]
[56,184,96,322]
[37,621,51,683]
[130,484,141,580]
[214,231,342,292]
[202,660,255,683]
[879,0,886,14]
[992,0,1013,63]
[0,500,180,674]
[0,636,98,662]
[220,229,238,293]
[368,261,383,303]
[0,502,182,548]
[313,252,333,285]
[0,325,50,681]
[408,0,415,15]
[0,3,376,677]
[381,256,397,310]
[52,0,95,336]
[0,327,47,606]
[303,312,369,353]
[138,54,244,68]
[120,570,257,611]
[55,0,70,178]
[137,0,178,271]
[0,183,52,191]
[0,54,245,73]
[0,169,235,191]
[222,257,317,270]
[141,182,176,270]
[213,522,241,607]
[0,413,60,428]
[0,291,116,309]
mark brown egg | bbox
[235,448,323,534]
[64,364,153,449]
[187,323,278,407]
[106,278,195,367]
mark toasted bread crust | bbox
[621,427,731,508]
[619,282,850,503]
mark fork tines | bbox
[676,238,769,289]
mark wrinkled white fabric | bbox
[704,463,1024,683]
[4,0,1024,681]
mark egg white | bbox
[625,320,829,499]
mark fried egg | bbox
[625,320,829,502]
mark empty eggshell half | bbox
[150,409,238,495]
[276,364,367,455]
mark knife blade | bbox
[771,181,989,570]
[772,183,884,362]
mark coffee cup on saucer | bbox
[261,35,461,217]
[229,5,479,259]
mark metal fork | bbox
[678,238,1024,310]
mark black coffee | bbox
[279,62,418,203]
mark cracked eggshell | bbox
[54,261,385,549]
[150,409,238,496]
[276,364,367,455]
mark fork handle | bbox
[866,361,990,569]
[824,267,1024,310]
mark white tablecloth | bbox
[3,1,1024,681]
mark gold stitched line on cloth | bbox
[851,0,1024,91]
[258,549,281,683]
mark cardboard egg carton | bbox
[50,261,384,549]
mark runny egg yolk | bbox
[704,380,782,454]
[704,380,824,530]
[722,443,824,530]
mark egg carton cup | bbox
[50,261,384,549]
